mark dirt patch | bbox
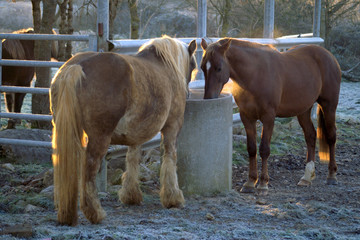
[0,82,360,239]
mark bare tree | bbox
[128,0,139,39]
[31,0,57,129]
[109,0,122,40]
[209,0,231,37]
[57,0,74,61]
[322,0,360,48]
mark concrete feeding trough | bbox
[177,89,233,196]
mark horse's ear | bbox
[201,38,208,51]
[188,39,197,56]
[219,38,232,55]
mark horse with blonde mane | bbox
[50,36,197,226]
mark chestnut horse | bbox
[200,38,341,195]
[1,28,58,128]
[50,36,197,225]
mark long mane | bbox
[138,35,190,92]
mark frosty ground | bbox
[0,81,359,240]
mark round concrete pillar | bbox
[177,89,233,196]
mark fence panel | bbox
[0,33,97,147]
[0,35,323,151]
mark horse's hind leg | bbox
[14,93,26,113]
[297,108,317,186]
[4,92,14,112]
[4,93,16,129]
[80,136,109,224]
[159,125,184,208]
[11,93,26,126]
[318,104,338,185]
[118,145,143,205]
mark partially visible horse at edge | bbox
[50,36,197,226]
[1,28,58,128]
[200,38,341,195]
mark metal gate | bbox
[0,32,97,147]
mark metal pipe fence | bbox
[0,33,97,147]
[0,34,323,151]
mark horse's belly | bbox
[277,99,317,117]
[111,113,167,146]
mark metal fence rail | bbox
[0,33,97,148]
[0,34,323,150]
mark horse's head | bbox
[200,38,231,99]
[186,39,197,86]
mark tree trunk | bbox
[58,0,68,61]
[57,0,73,60]
[128,0,139,39]
[31,0,41,33]
[323,0,331,49]
[220,0,231,37]
[31,0,57,129]
[109,0,122,40]
[65,0,73,59]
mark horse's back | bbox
[61,51,177,146]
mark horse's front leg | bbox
[160,126,185,208]
[257,115,275,195]
[118,145,143,205]
[240,114,258,193]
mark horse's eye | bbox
[216,67,222,72]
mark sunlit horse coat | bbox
[201,38,341,195]
[50,36,197,226]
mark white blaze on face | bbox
[206,61,211,73]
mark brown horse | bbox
[50,36,197,226]
[200,38,341,195]
[1,28,58,128]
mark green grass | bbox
[232,117,310,166]
[232,116,360,167]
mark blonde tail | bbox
[317,106,330,163]
[50,64,87,226]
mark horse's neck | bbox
[226,47,254,85]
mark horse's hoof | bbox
[6,120,16,129]
[87,209,107,224]
[160,188,185,208]
[326,177,338,185]
[297,179,312,186]
[240,185,256,193]
[118,188,143,205]
[256,185,269,196]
